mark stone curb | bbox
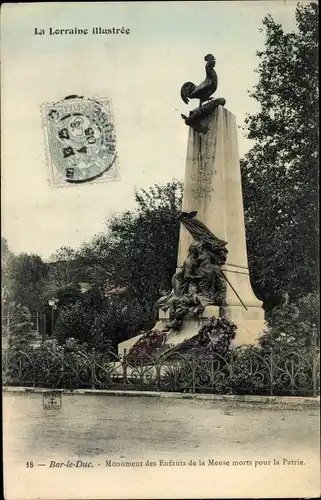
[3,386,320,408]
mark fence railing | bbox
[2,312,48,336]
[2,344,320,397]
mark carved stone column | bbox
[177,105,265,346]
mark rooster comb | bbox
[204,54,216,63]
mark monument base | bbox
[118,333,144,357]
[226,305,265,347]
[117,304,265,356]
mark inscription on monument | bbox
[191,156,214,200]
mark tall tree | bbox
[48,246,79,289]
[113,181,182,285]
[1,237,11,267]
[79,180,183,327]
[105,180,183,312]
[5,253,49,312]
[2,302,34,348]
[1,237,12,307]
[50,181,183,345]
[241,2,318,306]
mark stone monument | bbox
[118,54,265,357]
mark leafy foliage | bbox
[4,253,49,312]
[2,302,35,349]
[190,317,237,358]
[54,292,146,350]
[105,180,182,303]
[241,2,319,304]
[48,246,79,288]
[54,302,97,347]
[54,283,85,307]
[78,180,183,332]
[1,238,12,307]
[1,237,11,269]
[89,295,146,349]
[259,292,320,348]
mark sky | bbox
[1,1,302,259]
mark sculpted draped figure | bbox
[157,212,228,331]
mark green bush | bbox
[259,293,319,348]
[54,295,147,350]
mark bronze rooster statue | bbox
[180,54,217,107]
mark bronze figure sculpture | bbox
[180,54,218,107]
[157,213,228,331]
[157,212,248,332]
[180,54,226,133]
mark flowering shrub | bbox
[126,329,167,365]
[126,316,237,365]
[187,316,237,359]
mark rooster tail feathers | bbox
[180,82,196,104]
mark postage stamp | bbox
[41,95,119,187]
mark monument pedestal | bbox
[118,302,262,356]
[154,306,220,347]
[153,301,262,349]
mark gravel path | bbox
[3,392,320,499]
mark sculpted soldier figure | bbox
[157,214,229,330]
[157,241,204,330]
[196,245,228,318]
[171,241,202,296]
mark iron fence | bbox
[2,312,48,337]
[2,344,320,397]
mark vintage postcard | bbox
[1,1,319,499]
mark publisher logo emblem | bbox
[43,391,61,410]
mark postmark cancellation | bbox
[41,95,119,187]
